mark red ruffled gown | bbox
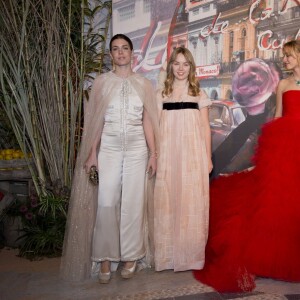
[194,90,300,292]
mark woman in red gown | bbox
[194,40,300,292]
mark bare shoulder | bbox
[277,77,292,94]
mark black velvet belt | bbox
[163,102,199,110]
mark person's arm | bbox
[143,108,157,178]
[83,76,103,173]
[84,135,101,173]
[274,80,285,118]
[156,90,164,122]
[198,90,213,173]
[200,106,213,173]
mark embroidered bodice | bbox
[103,77,144,150]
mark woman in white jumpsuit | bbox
[60,34,159,283]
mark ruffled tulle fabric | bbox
[194,172,256,292]
[194,90,300,292]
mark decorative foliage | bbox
[2,184,70,259]
[0,0,112,258]
[0,0,112,195]
[0,112,18,149]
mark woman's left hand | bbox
[146,156,157,178]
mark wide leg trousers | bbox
[91,132,148,262]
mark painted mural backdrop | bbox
[112,0,300,177]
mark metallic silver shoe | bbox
[121,261,136,279]
[99,270,111,284]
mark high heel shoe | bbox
[99,261,111,284]
[121,261,137,279]
[99,270,111,284]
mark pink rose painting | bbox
[232,58,280,115]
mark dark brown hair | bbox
[109,34,133,51]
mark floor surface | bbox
[1,248,300,300]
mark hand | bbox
[146,156,157,178]
[84,152,98,174]
[208,158,213,174]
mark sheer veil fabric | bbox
[60,71,159,281]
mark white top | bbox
[103,77,145,150]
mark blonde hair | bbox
[162,47,200,97]
[282,40,300,66]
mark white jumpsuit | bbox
[91,76,148,262]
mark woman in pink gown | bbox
[194,40,300,292]
[154,47,212,272]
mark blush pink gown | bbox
[154,91,211,272]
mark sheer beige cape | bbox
[60,72,159,281]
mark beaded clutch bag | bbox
[89,165,99,185]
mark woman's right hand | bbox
[84,152,98,173]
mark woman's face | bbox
[110,38,132,67]
[172,53,190,81]
[282,49,299,70]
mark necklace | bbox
[294,75,300,86]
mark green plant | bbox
[0,0,112,195]
[0,0,112,258]
[2,185,69,259]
